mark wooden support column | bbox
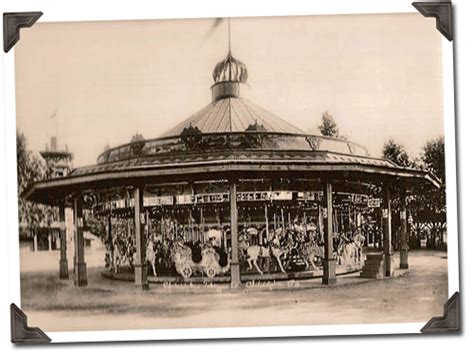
[59,202,69,279]
[73,196,87,286]
[47,233,52,251]
[262,204,268,245]
[33,232,38,252]
[322,182,336,285]
[281,208,285,230]
[399,192,409,269]
[229,180,241,288]
[378,209,384,250]
[134,187,149,290]
[107,215,114,270]
[200,207,204,242]
[303,210,307,238]
[383,186,394,277]
[318,204,324,240]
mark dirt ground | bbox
[20,250,448,332]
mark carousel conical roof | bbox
[160,52,303,138]
[160,97,304,137]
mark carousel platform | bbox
[101,264,362,285]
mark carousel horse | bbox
[352,232,366,264]
[337,233,365,267]
[297,238,324,270]
[245,227,260,245]
[289,226,324,270]
[207,228,224,247]
[244,228,293,275]
[146,240,157,276]
[112,250,124,274]
[111,237,134,274]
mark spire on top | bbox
[212,53,248,84]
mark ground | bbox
[20,250,448,332]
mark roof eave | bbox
[24,159,441,206]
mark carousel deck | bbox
[101,264,362,285]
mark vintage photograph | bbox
[14,13,450,334]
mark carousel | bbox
[24,48,441,290]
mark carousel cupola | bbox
[211,52,248,101]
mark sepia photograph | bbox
[4,4,459,342]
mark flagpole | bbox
[228,17,231,54]
[227,17,233,133]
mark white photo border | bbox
[0,0,459,343]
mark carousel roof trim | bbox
[96,131,370,165]
[24,150,441,205]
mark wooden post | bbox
[378,208,384,250]
[188,210,193,242]
[73,195,87,286]
[346,207,349,232]
[200,207,204,242]
[383,186,394,276]
[318,204,324,240]
[263,204,268,245]
[303,209,307,238]
[47,232,52,251]
[33,232,38,252]
[400,192,409,269]
[134,187,149,290]
[322,182,336,285]
[281,208,285,230]
[59,202,69,279]
[108,215,114,271]
[229,180,241,288]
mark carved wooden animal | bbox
[298,240,324,270]
[244,230,292,275]
[146,240,157,276]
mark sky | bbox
[15,13,444,167]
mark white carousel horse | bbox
[146,240,157,276]
[307,222,318,233]
[207,228,223,247]
[337,240,356,266]
[245,227,259,245]
[293,222,305,233]
[337,233,366,267]
[352,232,366,264]
[125,240,158,276]
[244,228,292,275]
[112,251,124,274]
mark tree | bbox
[318,111,339,137]
[382,139,413,167]
[407,137,446,249]
[17,132,44,196]
[421,136,445,183]
[418,136,446,221]
[17,131,55,240]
